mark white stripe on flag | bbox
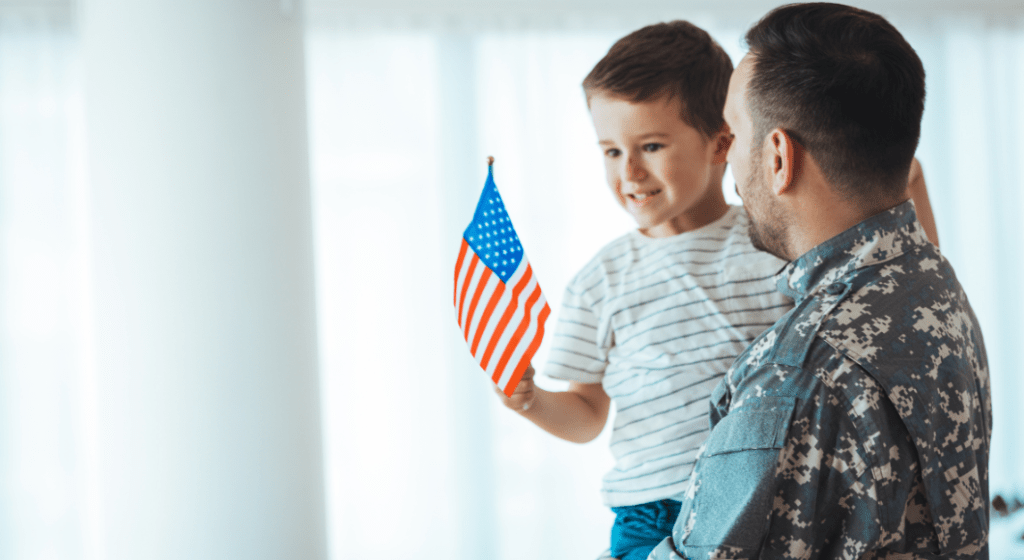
[458,256,487,328]
[454,246,475,323]
[493,290,548,393]
[484,268,539,378]
[465,271,501,346]
[471,261,528,363]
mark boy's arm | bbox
[907,157,939,247]
[494,364,610,444]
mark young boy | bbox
[494,21,937,560]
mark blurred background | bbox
[1,0,1022,559]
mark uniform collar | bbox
[777,200,929,303]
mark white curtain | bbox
[1,3,1023,560]
[0,9,94,560]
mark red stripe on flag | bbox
[479,265,534,370]
[470,282,505,356]
[462,267,493,341]
[456,254,479,328]
[503,302,551,397]
[454,239,469,306]
[492,281,543,383]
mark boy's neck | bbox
[638,187,730,238]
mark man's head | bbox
[725,3,926,259]
[582,21,735,237]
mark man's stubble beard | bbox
[744,150,792,261]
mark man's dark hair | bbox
[583,21,733,139]
[745,3,925,203]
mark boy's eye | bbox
[604,148,621,158]
[642,143,665,153]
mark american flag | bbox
[454,163,550,397]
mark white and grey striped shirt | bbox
[545,206,793,507]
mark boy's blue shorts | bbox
[610,499,682,560]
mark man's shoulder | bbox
[760,241,979,367]
[728,335,884,417]
[735,242,986,402]
[817,244,983,369]
[809,246,991,556]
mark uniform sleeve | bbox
[663,393,801,559]
[543,279,609,384]
[652,356,919,560]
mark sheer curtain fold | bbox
[0,14,89,560]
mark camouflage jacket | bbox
[649,201,992,560]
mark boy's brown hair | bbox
[582,21,733,139]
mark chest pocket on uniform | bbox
[683,397,795,551]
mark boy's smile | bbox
[589,93,730,238]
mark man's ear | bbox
[766,128,798,195]
[711,124,732,165]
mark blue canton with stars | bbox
[463,167,524,283]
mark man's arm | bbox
[651,354,918,559]
[907,157,939,247]
[495,365,610,444]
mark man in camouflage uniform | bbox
[650,4,991,559]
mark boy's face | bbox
[589,93,729,238]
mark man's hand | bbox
[908,157,923,186]
[494,364,536,413]
[906,157,939,247]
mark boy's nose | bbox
[623,155,647,183]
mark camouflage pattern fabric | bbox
[649,201,991,560]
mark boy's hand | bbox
[495,364,536,412]
[494,369,610,443]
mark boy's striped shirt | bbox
[545,206,793,507]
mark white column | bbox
[79,1,327,559]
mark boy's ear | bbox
[768,128,798,195]
[711,125,732,165]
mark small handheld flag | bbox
[454,157,550,397]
